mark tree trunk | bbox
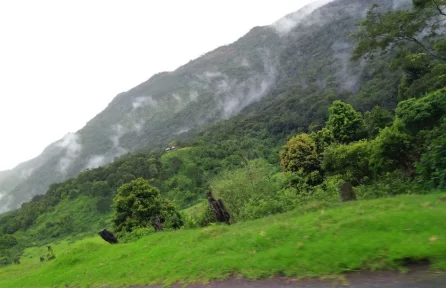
[207,191,231,225]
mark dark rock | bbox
[98,229,119,244]
[339,182,357,202]
[151,217,164,232]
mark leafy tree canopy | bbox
[326,100,366,144]
[113,178,180,233]
[364,106,394,138]
[280,134,319,175]
[351,0,446,62]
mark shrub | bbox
[355,171,424,199]
[212,159,288,222]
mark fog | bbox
[56,133,82,174]
[0,0,317,171]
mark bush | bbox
[212,159,289,222]
[181,203,216,229]
[117,227,154,243]
[355,171,424,199]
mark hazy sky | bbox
[0,0,315,171]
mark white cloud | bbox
[85,155,108,169]
[56,133,82,174]
[132,96,158,110]
[189,90,199,102]
[271,0,333,34]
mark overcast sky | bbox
[0,0,316,171]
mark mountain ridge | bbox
[0,0,409,212]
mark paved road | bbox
[133,266,446,288]
[180,274,446,288]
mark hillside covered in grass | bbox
[1,193,445,287]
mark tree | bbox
[364,106,394,138]
[91,181,112,197]
[280,134,319,174]
[322,141,372,184]
[112,178,180,232]
[325,101,366,144]
[369,121,415,175]
[351,1,446,62]
[351,1,446,99]
[396,88,446,133]
[96,197,113,214]
[310,128,335,155]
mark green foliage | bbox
[95,197,112,214]
[322,140,372,184]
[401,62,446,100]
[364,106,394,138]
[310,127,334,154]
[113,178,181,232]
[351,2,446,62]
[417,118,446,188]
[163,211,184,230]
[369,122,415,175]
[91,181,112,198]
[181,203,216,229]
[1,1,446,269]
[0,235,18,248]
[351,1,446,102]
[396,88,446,134]
[356,171,424,199]
[212,159,288,221]
[325,100,366,144]
[280,134,319,175]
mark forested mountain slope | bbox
[0,0,410,211]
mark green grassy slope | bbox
[1,193,445,288]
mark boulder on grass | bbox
[339,182,357,202]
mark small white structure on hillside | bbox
[165,146,178,153]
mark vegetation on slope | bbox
[0,193,445,287]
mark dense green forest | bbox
[1,0,446,267]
